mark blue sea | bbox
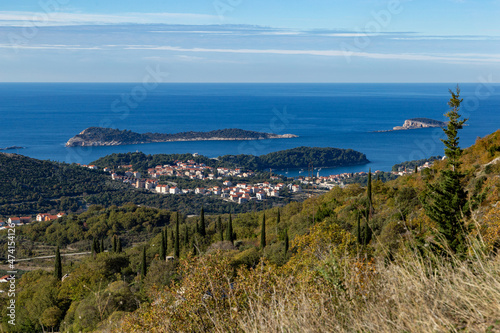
[0,83,499,177]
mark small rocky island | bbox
[66,127,298,147]
[393,118,446,130]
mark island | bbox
[91,146,369,171]
[65,127,298,147]
[0,146,25,151]
[393,118,446,130]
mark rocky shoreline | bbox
[374,118,446,133]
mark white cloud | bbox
[123,45,500,64]
[0,11,219,26]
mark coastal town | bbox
[0,159,437,230]
[79,158,436,202]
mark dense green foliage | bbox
[92,146,369,172]
[423,87,469,253]
[218,146,369,170]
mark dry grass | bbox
[236,251,500,333]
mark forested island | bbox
[65,127,298,147]
[91,146,369,172]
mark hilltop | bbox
[65,127,298,147]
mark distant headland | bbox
[375,118,447,132]
[65,127,298,147]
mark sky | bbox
[0,0,499,82]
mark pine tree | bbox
[226,214,234,244]
[284,228,289,255]
[260,213,266,249]
[160,231,166,260]
[218,216,224,241]
[175,212,180,258]
[54,246,62,280]
[117,237,122,253]
[199,207,206,237]
[141,246,147,278]
[424,86,468,254]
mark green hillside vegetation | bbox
[3,130,500,331]
[0,154,279,217]
[2,90,500,332]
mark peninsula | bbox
[65,127,298,147]
[393,118,446,130]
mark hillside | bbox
[0,153,257,217]
[3,128,499,332]
[65,127,298,147]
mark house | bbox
[256,192,266,200]
[36,212,65,222]
[223,180,233,187]
[195,188,206,195]
[291,185,302,192]
[0,275,13,283]
[238,197,248,204]
[19,216,31,224]
[7,217,21,225]
[156,184,169,194]
[212,187,221,195]
[133,171,142,179]
[88,165,98,170]
[169,187,180,194]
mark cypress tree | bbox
[367,168,373,214]
[160,231,166,260]
[184,224,189,245]
[192,243,197,256]
[218,216,224,241]
[260,213,266,249]
[175,212,180,258]
[164,228,168,251]
[276,209,281,236]
[54,246,62,280]
[101,239,105,253]
[94,239,100,254]
[199,207,206,237]
[415,165,418,174]
[364,208,371,246]
[284,228,289,255]
[356,211,362,244]
[91,239,96,258]
[113,235,117,253]
[423,86,468,253]
[117,237,122,253]
[226,214,234,244]
[170,230,174,250]
[141,246,147,278]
